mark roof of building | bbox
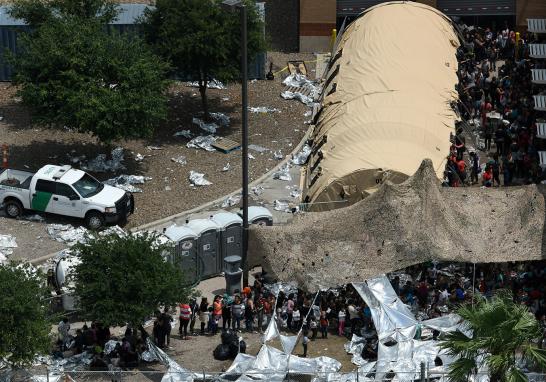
[0,3,150,26]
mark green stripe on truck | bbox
[31,191,52,212]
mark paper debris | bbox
[81,147,125,173]
[273,164,292,181]
[46,224,88,246]
[189,171,212,186]
[0,234,17,262]
[146,146,163,151]
[273,150,284,160]
[171,156,187,166]
[248,153,255,160]
[222,163,231,172]
[105,175,152,193]
[187,135,217,152]
[290,189,301,198]
[248,106,279,113]
[192,118,219,134]
[304,110,312,117]
[135,153,145,162]
[274,199,291,212]
[291,144,312,165]
[251,185,265,196]
[173,130,193,139]
[249,144,269,153]
[221,195,241,208]
[186,79,226,89]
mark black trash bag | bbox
[221,329,238,345]
[239,340,247,354]
[213,343,231,361]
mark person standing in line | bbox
[302,330,310,358]
[338,307,346,337]
[189,298,198,335]
[286,294,295,331]
[310,319,318,341]
[58,318,71,351]
[222,293,233,330]
[320,310,329,339]
[179,302,192,340]
[199,298,209,335]
[161,308,173,349]
[232,295,244,331]
[244,297,255,332]
[347,300,359,336]
[212,296,222,335]
[256,293,266,334]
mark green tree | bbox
[440,290,546,382]
[142,0,265,119]
[0,263,51,366]
[9,0,170,142]
[71,233,192,328]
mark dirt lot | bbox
[0,52,315,260]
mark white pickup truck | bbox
[0,165,134,229]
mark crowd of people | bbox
[445,22,546,188]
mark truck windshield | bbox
[72,174,104,198]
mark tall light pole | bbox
[221,0,249,287]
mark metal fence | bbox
[22,369,546,382]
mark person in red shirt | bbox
[457,159,467,184]
[179,302,192,339]
[482,167,492,187]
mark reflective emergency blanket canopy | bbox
[303,1,460,211]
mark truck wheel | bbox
[4,199,23,218]
[85,211,104,230]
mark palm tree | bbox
[440,290,546,382]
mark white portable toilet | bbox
[212,212,243,271]
[186,219,220,278]
[54,254,81,311]
[164,224,199,285]
[241,206,274,226]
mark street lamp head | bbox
[221,0,244,11]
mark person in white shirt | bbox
[338,308,346,337]
[58,318,71,350]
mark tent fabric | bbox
[302,1,460,211]
[249,160,546,292]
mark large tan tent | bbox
[302,1,461,212]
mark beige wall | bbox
[299,0,336,52]
[517,0,546,28]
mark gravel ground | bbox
[0,52,316,261]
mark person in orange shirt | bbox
[211,295,222,335]
[179,302,192,340]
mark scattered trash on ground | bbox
[173,130,193,139]
[189,171,212,186]
[291,144,312,165]
[290,188,301,199]
[46,224,88,246]
[304,110,312,117]
[187,135,218,152]
[273,150,283,160]
[0,234,17,263]
[23,214,45,222]
[171,156,187,166]
[248,153,255,160]
[221,195,241,208]
[248,106,280,113]
[186,79,226,89]
[222,163,231,172]
[192,113,229,134]
[248,144,269,153]
[273,163,292,181]
[104,175,152,193]
[251,185,265,196]
[146,146,163,151]
[80,147,125,173]
[134,153,145,162]
[273,199,291,212]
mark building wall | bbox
[300,0,336,52]
[516,0,546,29]
[263,0,299,52]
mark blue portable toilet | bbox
[186,219,221,278]
[212,212,243,271]
[164,224,199,285]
